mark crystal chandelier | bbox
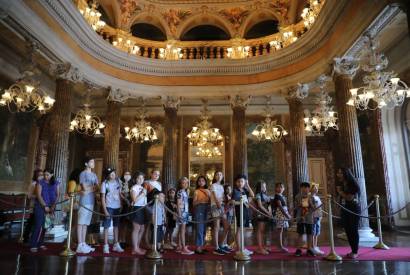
[301,0,322,29]
[159,40,183,60]
[79,1,106,32]
[304,78,338,134]
[252,97,288,142]
[124,106,158,143]
[112,34,140,55]
[187,101,224,147]
[70,103,105,136]
[347,35,410,110]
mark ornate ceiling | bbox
[98,0,303,39]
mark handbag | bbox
[44,213,54,230]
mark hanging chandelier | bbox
[301,0,322,29]
[304,78,338,134]
[0,43,55,114]
[347,35,410,110]
[195,143,222,158]
[79,1,106,32]
[159,40,183,60]
[252,97,288,142]
[227,38,250,59]
[187,100,224,147]
[112,34,140,55]
[70,103,105,136]
[124,106,158,143]
[0,76,55,114]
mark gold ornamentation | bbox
[163,9,192,36]
[219,7,249,31]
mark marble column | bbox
[162,97,180,192]
[230,95,250,178]
[103,99,122,170]
[286,85,309,197]
[370,108,393,226]
[333,57,375,239]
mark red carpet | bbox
[1,243,409,261]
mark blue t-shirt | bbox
[79,170,98,205]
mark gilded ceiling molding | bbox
[34,0,347,76]
[162,96,181,109]
[333,57,360,78]
[230,95,251,109]
[49,62,82,82]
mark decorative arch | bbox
[125,12,171,39]
[239,9,284,38]
[176,13,234,40]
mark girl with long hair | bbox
[193,175,210,254]
[254,180,271,255]
[130,171,147,255]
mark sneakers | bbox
[113,243,124,253]
[103,244,110,254]
[295,249,302,257]
[180,247,194,255]
[220,245,233,253]
[313,247,324,256]
[30,247,38,253]
[213,248,227,255]
[76,243,92,254]
[244,248,253,256]
[82,243,95,252]
[163,243,174,250]
[306,249,316,256]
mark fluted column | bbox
[334,57,373,234]
[231,95,250,178]
[371,108,393,226]
[46,64,81,206]
[286,84,309,196]
[103,91,123,170]
[162,97,180,192]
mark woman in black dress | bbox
[336,167,361,259]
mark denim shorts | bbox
[177,211,189,225]
[102,207,121,228]
[312,217,321,236]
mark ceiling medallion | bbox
[347,35,410,110]
[252,96,288,142]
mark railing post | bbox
[60,193,76,257]
[146,195,162,259]
[324,194,342,261]
[233,196,250,261]
[373,195,389,250]
[18,195,27,243]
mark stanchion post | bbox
[373,195,389,250]
[233,196,250,261]
[146,195,162,259]
[18,195,27,243]
[60,193,76,257]
[324,194,342,261]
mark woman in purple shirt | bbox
[30,168,60,252]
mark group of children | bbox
[26,156,325,257]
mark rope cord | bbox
[332,200,410,219]
[78,200,153,218]
[247,203,297,222]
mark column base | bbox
[45,225,68,239]
[337,227,378,247]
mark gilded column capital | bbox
[107,86,128,104]
[230,95,251,110]
[49,63,82,83]
[162,96,181,110]
[286,83,309,102]
[333,56,360,79]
